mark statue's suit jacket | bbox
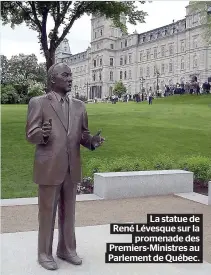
[26,91,94,186]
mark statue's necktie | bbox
[61,97,69,129]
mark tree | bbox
[0,55,9,85]
[1,1,148,70]
[7,53,39,84]
[35,62,47,85]
[113,81,127,98]
[189,1,211,45]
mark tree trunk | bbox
[45,50,56,93]
[46,50,56,71]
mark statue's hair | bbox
[47,62,69,92]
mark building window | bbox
[110,44,114,49]
[193,55,198,68]
[193,37,198,48]
[97,44,99,49]
[147,50,150,60]
[120,71,123,80]
[161,63,165,74]
[129,55,132,64]
[181,41,185,52]
[124,56,127,65]
[150,34,153,40]
[94,32,97,38]
[120,57,123,66]
[125,39,127,47]
[143,36,146,42]
[147,66,150,77]
[154,66,157,76]
[124,71,127,80]
[129,70,131,79]
[161,46,165,57]
[140,52,143,61]
[169,44,173,55]
[110,71,113,81]
[99,72,102,81]
[165,29,168,35]
[100,29,103,36]
[169,60,173,73]
[100,58,102,66]
[93,60,96,67]
[64,46,67,52]
[181,58,185,70]
[93,74,96,81]
[121,42,123,48]
[110,58,114,66]
[154,48,157,59]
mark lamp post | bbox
[156,70,160,96]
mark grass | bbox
[1,94,211,199]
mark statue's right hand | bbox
[42,121,52,137]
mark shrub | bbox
[178,156,211,183]
[28,82,44,96]
[83,155,211,186]
[1,85,20,104]
[151,154,176,170]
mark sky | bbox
[1,1,190,62]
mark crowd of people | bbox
[101,77,210,105]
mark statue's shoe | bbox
[57,253,82,265]
[38,259,58,270]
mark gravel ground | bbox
[1,195,211,263]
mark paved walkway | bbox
[1,195,211,265]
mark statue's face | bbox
[52,64,72,94]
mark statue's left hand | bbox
[91,135,105,148]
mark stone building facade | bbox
[55,4,211,99]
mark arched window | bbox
[124,71,127,79]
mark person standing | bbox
[26,63,104,271]
[148,92,153,105]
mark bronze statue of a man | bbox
[26,63,104,270]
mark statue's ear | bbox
[51,75,56,84]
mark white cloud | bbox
[1,1,189,62]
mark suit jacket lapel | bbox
[67,95,75,135]
[48,92,68,131]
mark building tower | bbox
[55,38,72,64]
[89,13,126,98]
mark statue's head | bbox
[47,63,72,94]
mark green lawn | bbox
[1,94,211,199]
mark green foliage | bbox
[26,81,45,103]
[1,1,148,68]
[1,85,20,104]
[1,55,9,84]
[113,81,127,97]
[151,154,176,170]
[84,155,211,183]
[0,53,46,100]
[179,156,211,182]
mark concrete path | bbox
[1,195,211,265]
[1,224,211,275]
